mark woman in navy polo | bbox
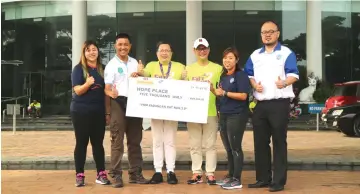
[71,40,111,187]
[212,47,250,190]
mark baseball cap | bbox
[193,38,209,48]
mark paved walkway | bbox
[2,170,360,194]
[2,131,360,170]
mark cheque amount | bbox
[190,86,208,91]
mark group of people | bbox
[70,20,299,192]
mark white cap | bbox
[193,38,209,48]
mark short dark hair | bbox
[221,47,241,77]
[261,20,280,31]
[115,33,131,43]
[156,41,173,52]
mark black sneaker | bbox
[206,175,217,185]
[75,173,85,187]
[96,171,111,185]
[149,172,163,184]
[167,172,178,184]
[187,174,202,184]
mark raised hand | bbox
[137,60,144,73]
[255,81,263,93]
[130,72,139,77]
[86,74,95,86]
[181,69,187,80]
[109,84,118,99]
[275,76,284,89]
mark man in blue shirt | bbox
[244,21,299,192]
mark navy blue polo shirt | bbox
[70,64,105,113]
[217,71,250,114]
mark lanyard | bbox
[159,61,172,79]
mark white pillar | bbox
[72,0,87,69]
[186,0,202,65]
[306,1,323,80]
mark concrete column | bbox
[72,0,87,69]
[306,1,323,80]
[186,0,202,65]
[136,31,147,63]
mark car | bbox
[322,81,360,116]
[322,103,360,137]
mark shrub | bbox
[313,80,334,103]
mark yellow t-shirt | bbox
[144,61,185,80]
[186,61,223,117]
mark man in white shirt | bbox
[104,33,150,188]
[244,21,299,192]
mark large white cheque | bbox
[126,77,210,123]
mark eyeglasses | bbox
[157,49,172,53]
[196,47,209,52]
[261,30,278,36]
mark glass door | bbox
[22,71,44,107]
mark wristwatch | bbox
[223,91,228,96]
[282,80,288,88]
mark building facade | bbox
[2,0,360,114]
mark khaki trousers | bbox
[187,116,218,176]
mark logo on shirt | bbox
[118,67,124,74]
[90,83,103,90]
[230,78,235,83]
[276,54,282,60]
[191,72,213,82]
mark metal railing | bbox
[1,96,30,132]
[1,95,29,104]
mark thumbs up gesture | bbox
[255,81,263,93]
[109,84,118,99]
[181,69,187,80]
[275,76,285,89]
[85,74,95,86]
[137,60,144,73]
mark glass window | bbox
[322,1,352,83]
[333,84,357,96]
[87,1,117,65]
[116,1,186,65]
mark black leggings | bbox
[219,112,248,180]
[71,111,106,174]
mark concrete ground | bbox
[2,170,360,194]
[1,131,360,169]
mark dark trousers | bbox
[252,98,290,186]
[219,112,248,180]
[71,111,106,174]
[109,98,144,177]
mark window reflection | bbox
[2,0,360,115]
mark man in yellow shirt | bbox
[182,38,222,185]
[28,100,41,118]
[138,41,185,185]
